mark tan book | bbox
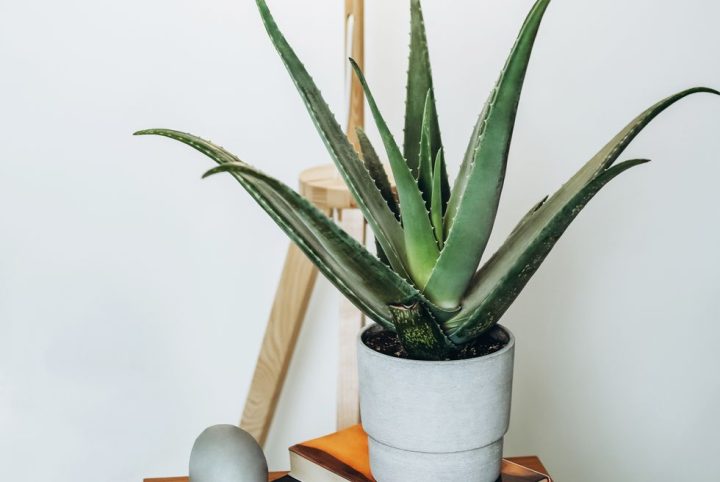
[289,425,551,482]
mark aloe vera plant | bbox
[137,0,717,360]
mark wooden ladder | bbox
[239,0,367,446]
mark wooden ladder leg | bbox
[344,0,364,149]
[239,243,320,446]
[336,209,366,430]
[336,0,365,431]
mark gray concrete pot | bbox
[357,324,515,482]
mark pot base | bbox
[368,436,503,482]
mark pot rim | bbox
[358,323,515,366]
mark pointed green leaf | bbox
[350,58,440,288]
[446,87,719,339]
[417,90,435,208]
[425,0,551,309]
[206,163,418,332]
[509,195,548,237]
[254,0,410,280]
[135,128,424,330]
[503,88,718,245]
[357,127,400,266]
[356,128,400,222]
[431,148,444,248]
[552,87,719,209]
[404,0,450,210]
[446,159,650,343]
[448,105,488,232]
[404,0,439,172]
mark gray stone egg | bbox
[189,425,268,482]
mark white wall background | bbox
[1,0,719,481]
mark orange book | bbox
[288,425,551,482]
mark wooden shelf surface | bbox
[144,455,548,481]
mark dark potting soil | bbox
[362,324,509,361]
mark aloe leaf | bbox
[404,0,448,206]
[502,88,718,245]
[350,58,440,288]
[448,104,488,232]
[553,87,719,207]
[447,87,719,339]
[417,90,435,208]
[431,148,444,248]
[509,195,548,237]
[135,128,424,330]
[390,302,457,360]
[446,159,650,343]
[205,163,418,332]
[254,0,410,280]
[425,0,552,309]
[448,87,719,342]
[356,128,400,221]
[357,127,399,265]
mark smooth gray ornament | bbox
[189,424,268,482]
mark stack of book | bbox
[275,425,552,482]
